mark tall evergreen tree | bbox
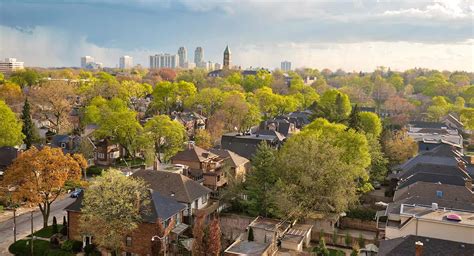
[21,98,35,149]
[347,104,362,132]
[245,142,279,217]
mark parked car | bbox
[70,188,83,198]
[372,181,381,189]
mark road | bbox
[0,197,75,255]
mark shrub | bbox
[87,166,103,176]
[71,240,83,252]
[52,216,58,234]
[84,244,98,256]
[0,205,3,213]
[345,232,352,247]
[358,234,365,248]
[313,237,329,256]
[61,216,68,236]
[332,229,338,245]
[248,227,254,241]
[61,240,73,252]
[9,239,50,255]
[346,207,377,221]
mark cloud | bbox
[382,0,472,20]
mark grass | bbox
[9,239,51,256]
[27,225,63,238]
[329,248,345,256]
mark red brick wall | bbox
[68,211,82,241]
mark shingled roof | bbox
[171,146,219,163]
[378,235,474,256]
[209,149,249,168]
[132,169,211,204]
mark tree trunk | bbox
[39,202,50,228]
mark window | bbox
[60,142,66,148]
[126,236,132,247]
[98,153,105,159]
[436,190,443,198]
[202,195,208,205]
[194,199,198,209]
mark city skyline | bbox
[0,0,472,71]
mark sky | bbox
[0,0,473,71]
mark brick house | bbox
[171,145,228,192]
[93,139,124,166]
[65,168,213,255]
[209,149,250,181]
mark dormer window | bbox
[436,190,443,198]
[61,142,66,148]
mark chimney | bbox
[415,241,423,256]
[431,203,438,210]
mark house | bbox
[50,135,80,154]
[209,149,250,181]
[393,182,474,202]
[279,224,312,252]
[131,168,216,224]
[93,139,123,166]
[284,110,312,129]
[407,122,463,152]
[171,145,227,192]
[259,118,299,137]
[221,130,285,159]
[0,146,19,176]
[65,189,189,255]
[170,111,206,137]
[383,202,474,244]
[378,235,474,256]
[224,240,273,256]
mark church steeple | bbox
[223,45,231,69]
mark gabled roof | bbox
[209,149,249,168]
[147,191,186,222]
[0,146,19,168]
[378,235,474,256]
[171,146,219,163]
[395,163,470,181]
[132,169,211,204]
[397,172,468,189]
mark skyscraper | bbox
[178,47,187,68]
[119,56,133,69]
[149,54,178,69]
[194,47,203,65]
[223,45,231,69]
[81,56,94,68]
[281,61,291,71]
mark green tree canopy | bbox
[358,112,382,137]
[0,100,24,147]
[80,169,149,255]
[314,89,351,122]
[144,115,186,162]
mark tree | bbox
[144,115,186,162]
[358,112,382,137]
[151,218,176,256]
[0,100,24,147]
[61,216,68,236]
[192,88,224,117]
[52,216,58,234]
[0,81,23,110]
[9,68,42,88]
[85,97,145,159]
[245,142,280,217]
[315,236,330,256]
[384,96,415,126]
[347,105,362,132]
[275,131,365,217]
[194,129,212,149]
[21,98,36,149]
[192,214,206,256]
[118,80,152,110]
[427,96,452,121]
[248,227,254,241]
[80,169,149,255]
[30,80,76,133]
[313,89,351,122]
[382,130,418,165]
[207,217,221,256]
[3,146,86,228]
[461,108,474,130]
[366,134,388,182]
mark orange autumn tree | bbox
[3,146,87,228]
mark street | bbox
[0,197,75,255]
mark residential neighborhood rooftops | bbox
[248,217,291,232]
[224,240,271,255]
[400,204,474,226]
[386,196,474,216]
[172,145,219,163]
[147,191,187,222]
[131,169,211,204]
[378,235,474,256]
[209,149,249,168]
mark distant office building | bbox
[119,56,133,69]
[178,47,187,68]
[194,47,204,65]
[0,58,24,73]
[149,54,178,69]
[281,61,291,71]
[223,45,231,69]
[85,62,103,70]
[81,56,94,68]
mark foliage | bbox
[366,134,388,182]
[275,126,368,217]
[80,169,149,255]
[427,96,452,121]
[313,89,351,122]
[192,214,206,256]
[358,234,366,248]
[0,100,24,147]
[345,232,352,247]
[346,207,377,221]
[52,216,58,234]
[151,218,176,256]
[151,81,197,114]
[248,227,254,241]
[244,143,280,217]
[9,68,42,88]
[3,146,86,228]
[347,105,362,132]
[22,98,37,149]
[192,216,221,256]
[382,129,418,165]
[9,239,51,256]
[207,218,221,256]
[359,112,382,137]
[314,237,330,256]
[194,129,213,149]
[192,88,224,116]
[0,81,23,109]
[144,115,186,162]
[29,224,64,238]
[61,216,68,236]
[461,108,474,130]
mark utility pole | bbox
[13,209,16,242]
[30,211,34,256]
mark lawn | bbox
[329,248,345,256]
[9,239,76,256]
[27,225,63,239]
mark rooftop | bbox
[400,204,474,226]
[224,240,270,255]
[378,235,474,256]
